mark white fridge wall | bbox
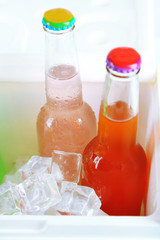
[0,0,156,83]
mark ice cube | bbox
[3,171,22,184]
[0,182,21,215]
[51,162,64,181]
[12,155,30,169]
[92,209,108,216]
[55,181,101,216]
[18,156,52,180]
[3,156,30,184]
[52,150,82,183]
[45,207,61,215]
[14,174,61,215]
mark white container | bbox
[0,0,160,238]
[0,79,160,239]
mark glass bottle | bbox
[37,8,97,157]
[81,47,148,216]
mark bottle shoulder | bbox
[38,101,96,119]
[37,101,97,134]
[83,139,147,173]
[36,101,97,155]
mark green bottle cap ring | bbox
[42,8,75,31]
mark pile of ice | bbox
[0,151,107,216]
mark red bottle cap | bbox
[106,47,141,73]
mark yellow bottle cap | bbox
[42,8,75,31]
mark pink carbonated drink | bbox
[37,9,97,157]
[37,64,96,156]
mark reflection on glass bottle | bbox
[81,47,148,216]
[37,9,97,156]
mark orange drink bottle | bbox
[81,47,148,216]
[37,9,97,156]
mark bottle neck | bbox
[98,69,139,149]
[44,27,82,108]
[45,26,79,72]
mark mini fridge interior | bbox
[0,0,160,239]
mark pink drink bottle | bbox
[37,8,97,157]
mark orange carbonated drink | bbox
[37,9,97,156]
[98,101,138,148]
[81,47,148,216]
